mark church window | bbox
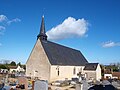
[56,66,60,76]
[58,69,59,76]
[73,67,76,75]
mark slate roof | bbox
[84,63,98,70]
[41,40,88,66]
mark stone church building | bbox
[26,16,101,82]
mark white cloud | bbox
[46,17,89,40]
[0,26,5,30]
[0,15,7,22]
[102,41,120,48]
[0,15,21,35]
[0,15,21,26]
[0,26,5,35]
[7,18,21,25]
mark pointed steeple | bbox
[37,15,47,40]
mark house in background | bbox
[26,16,101,82]
[9,65,25,73]
[104,69,112,79]
[112,72,120,79]
[0,69,8,73]
[104,73,112,79]
[83,63,101,81]
[104,68,120,79]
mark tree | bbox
[105,64,119,72]
[17,62,21,67]
[0,64,7,69]
[22,65,26,70]
[10,61,16,66]
[100,64,105,76]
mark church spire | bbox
[37,16,47,40]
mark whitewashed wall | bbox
[96,64,101,81]
[50,65,84,82]
[104,74,112,79]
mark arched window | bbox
[73,67,76,75]
[56,66,60,76]
[58,69,59,76]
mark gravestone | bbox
[18,77,28,90]
[76,83,83,90]
[0,83,4,89]
[34,80,48,90]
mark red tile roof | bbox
[112,72,120,77]
[8,66,17,69]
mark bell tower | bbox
[37,16,47,40]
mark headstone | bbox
[3,86,11,90]
[81,80,89,90]
[18,77,28,90]
[76,83,83,90]
[0,83,4,89]
[102,80,111,85]
[34,80,48,90]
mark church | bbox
[26,16,101,82]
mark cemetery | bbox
[0,74,120,90]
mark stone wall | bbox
[84,64,102,81]
[26,40,51,81]
[84,70,96,80]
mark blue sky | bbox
[0,0,120,64]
